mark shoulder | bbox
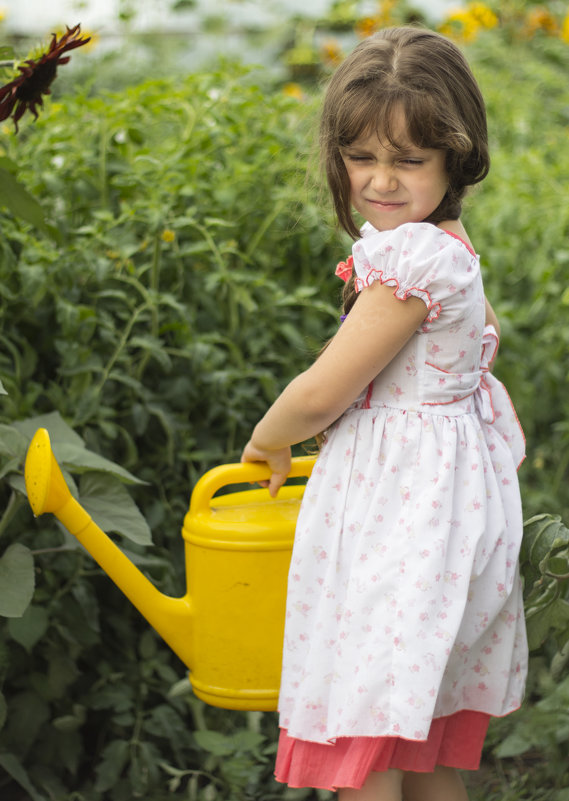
[353,222,478,282]
[358,221,477,258]
[351,222,480,320]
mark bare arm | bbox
[241,281,428,495]
[485,296,500,337]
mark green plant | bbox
[0,62,344,799]
[463,32,569,522]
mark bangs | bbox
[336,83,468,154]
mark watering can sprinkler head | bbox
[25,427,315,711]
[25,427,72,516]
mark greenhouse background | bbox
[1,1,569,799]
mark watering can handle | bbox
[189,455,316,516]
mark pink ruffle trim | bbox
[275,710,490,791]
[354,270,442,324]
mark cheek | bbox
[432,171,449,200]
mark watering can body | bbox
[184,467,312,710]
[25,428,314,711]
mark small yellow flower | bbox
[283,82,304,101]
[356,16,379,39]
[161,229,175,243]
[321,38,343,66]
[533,455,545,470]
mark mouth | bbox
[367,199,406,211]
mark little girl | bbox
[241,26,527,801]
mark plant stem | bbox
[0,491,24,539]
[31,545,75,556]
[150,233,161,337]
[99,120,110,207]
[95,302,149,394]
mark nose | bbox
[370,164,397,193]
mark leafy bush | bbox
[464,32,569,522]
[0,64,344,800]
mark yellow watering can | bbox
[25,428,314,711]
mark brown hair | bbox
[320,26,490,243]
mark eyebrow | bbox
[340,141,425,155]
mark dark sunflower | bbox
[0,24,91,131]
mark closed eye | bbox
[345,154,372,162]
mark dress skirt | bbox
[275,710,490,791]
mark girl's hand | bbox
[240,440,291,498]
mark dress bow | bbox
[475,325,525,469]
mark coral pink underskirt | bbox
[275,710,490,791]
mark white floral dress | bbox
[278,222,527,746]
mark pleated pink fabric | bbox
[275,710,490,791]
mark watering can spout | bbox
[25,428,194,668]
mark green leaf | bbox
[0,424,28,468]
[544,555,569,579]
[56,442,146,485]
[12,411,84,448]
[8,605,49,652]
[79,472,152,545]
[0,377,7,395]
[494,724,535,758]
[523,514,569,566]
[526,598,569,651]
[193,729,235,756]
[0,544,34,618]
[94,739,129,792]
[0,753,46,801]
[0,166,53,238]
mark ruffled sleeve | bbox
[351,222,479,324]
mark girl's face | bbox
[339,108,449,232]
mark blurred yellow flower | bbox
[161,229,176,243]
[356,0,397,39]
[321,38,343,66]
[283,82,304,100]
[563,12,569,43]
[439,2,498,43]
[523,7,559,38]
[356,16,379,38]
[469,2,498,29]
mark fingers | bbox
[268,472,288,498]
[240,440,292,497]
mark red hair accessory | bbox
[335,255,353,282]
